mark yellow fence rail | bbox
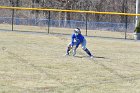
[0,6,140,16]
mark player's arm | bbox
[71,34,75,47]
[75,40,80,48]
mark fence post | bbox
[125,15,128,39]
[48,11,51,34]
[86,13,88,36]
[124,0,128,39]
[12,9,15,31]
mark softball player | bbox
[66,28,93,58]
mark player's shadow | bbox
[75,55,106,59]
[94,56,106,59]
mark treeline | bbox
[0,0,137,23]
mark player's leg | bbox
[66,42,78,56]
[72,45,77,56]
[72,42,78,56]
[66,43,72,55]
[81,39,93,57]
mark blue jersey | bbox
[71,33,85,47]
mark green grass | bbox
[0,27,140,93]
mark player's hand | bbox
[70,45,73,49]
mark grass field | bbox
[0,27,140,93]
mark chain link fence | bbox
[0,8,135,39]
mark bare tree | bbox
[1,0,136,23]
[9,0,20,6]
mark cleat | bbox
[65,53,69,56]
[90,55,94,58]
